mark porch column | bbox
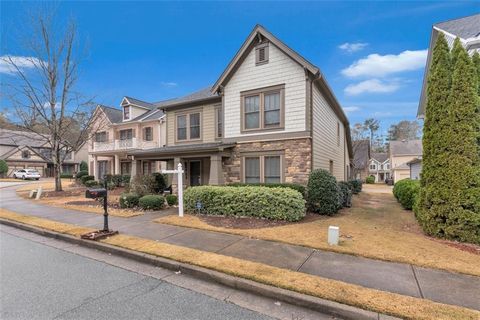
[131,158,140,177]
[114,155,120,174]
[93,155,98,180]
[209,155,224,185]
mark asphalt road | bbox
[0,230,272,320]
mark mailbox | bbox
[85,188,107,199]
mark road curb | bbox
[0,218,397,320]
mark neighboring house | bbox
[407,157,422,180]
[418,13,480,118]
[0,128,87,177]
[88,102,166,179]
[368,153,390,183]
[88,25,353,189]
[352,140,370,181]
[389,140,423,182]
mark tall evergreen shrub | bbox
[416,35,480,244]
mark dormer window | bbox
[255,42,269,65]
[123,106,130,120]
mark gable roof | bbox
[418,13,480,118]
[352,140,370,169]
[212,24,319,93]
[122,96,156,110]
[371,152,388,163]
[434,14,480,40]
[0,145,49,162]
[390,140,423,156]
[98,105,123,124]
[0,128,49,148]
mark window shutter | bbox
[115,131,119,140]
[132,129,136,138]
[106,132,109,142]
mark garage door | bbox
[8,165,25,177]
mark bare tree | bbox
[387,120,422,141]
[1,9,103,191]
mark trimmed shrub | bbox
[166,194,178,206]
[348,179,362,194]
[119,193,140,208]
[84,180,99,188]
[228,182,306,197]
[0,159,9,177]
[152,172,167,193]
[307,169,341,215]
[80,160,88,172]
[80,175,95,185]
[60,174,73,179]
[366,176,375,184]
[127,175,157,196]
[139,195,165,210]
[184,186,305,222]
[75,171,88,180]
[106,182,116,190]
[121,175,131,185]
[338,181,352,208]
[393,179,420,210]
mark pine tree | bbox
[441,44,480,243]
[415,33,452,236]
[472,51,480,95]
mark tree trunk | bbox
[54,163,62,192]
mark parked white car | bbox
[13,169,41,180]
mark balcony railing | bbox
[91,138,158,152]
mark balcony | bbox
[91,138,158,152]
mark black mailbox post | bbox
[81,179,118,240]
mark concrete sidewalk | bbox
[1,184,479,311]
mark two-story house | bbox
[88,99,166,179]
[389,140,422,182]
[0,128,88,177]
[89,25,353,189]
[368,153,390,183]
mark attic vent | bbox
[255,42,269,65]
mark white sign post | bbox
[162,163,184,217]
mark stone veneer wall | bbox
[222,138,312,185]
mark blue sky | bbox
[1,1,478,135]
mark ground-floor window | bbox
[142,161,152,175]
[243,154,282,183]
[121,162,131,175]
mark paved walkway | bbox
[1,183,479,311]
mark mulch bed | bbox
[197,212,321,229]
[430,238,480,255]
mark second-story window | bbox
[176,112,201,141]
[123,106,130,120]
[370,164,376,170]
[215,106,222,139]
[190,113,200,139]
[241,85,284,132]
[95,131,107,143]
[22,150,31,159]
[119,129,133,140]
[143,127,153,141]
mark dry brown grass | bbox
[0,178,28,182]
[16,190,142,218]
[0,209,94,236]
[155,190,480,276]
[16,179,74,192]
[1,208,478,320]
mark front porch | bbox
[129,143,235,191]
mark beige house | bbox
[389,140,422,182]
[88,25,353,188]
[0,128,88,177]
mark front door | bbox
[98,161,108,179]
[189,161,201,186]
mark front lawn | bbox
[156,185,480,276]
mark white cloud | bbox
[343,106,361,113]
[344,79,400,96]
[161,82,178,88]
[338,42,368,53]
[341,49,427,78]
[0,55,42,75]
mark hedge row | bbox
[228,182,306,197]
[119,193,177,209]
[393,179,420,210]
[184,186,306,222]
